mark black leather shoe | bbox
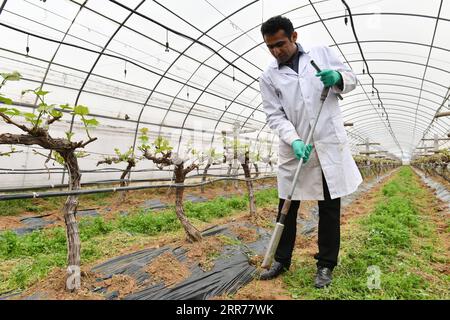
[258,261,288,280]
[314,266,333,288]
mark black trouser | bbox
[274,173,341,270]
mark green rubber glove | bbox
[315,69,342,87]
[291,140,313,162]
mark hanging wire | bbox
[411,0,443,149]
[124,60,127,78]
[340,0,402,153]
[119,0,263,90]
[25,34,30,56]
[261,0,264,23]
[165,29,169,52]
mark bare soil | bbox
[145,251,191,288]
[18,267,105,300]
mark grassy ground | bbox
[0,192,114,217]
[2,167,448,299]
[283,166,449,299]
[0,188,278,295]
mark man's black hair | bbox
[260,15,294,38]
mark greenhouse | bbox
[0,0,448,302]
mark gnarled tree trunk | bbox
[201,162,211,193]
[0,131,95,292]
[119,159,135,201]
[253,163,259,177]
[174,163,202,242]
[60,150,82,291]
[241,151,256,217]
[224,163,232,191]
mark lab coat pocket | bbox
[320,142,344,166]
[278,142,295,165]
[332,116,348,144]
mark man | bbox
[258,15,362,288]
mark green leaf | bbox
[59,104,72,110]
[124,147,133,158]
[53,151,65,165]
[73,105,89,116]
[1,71,21,81]
[30,118,43,127]
[65,131,74,141]
[35,89,49,96]
[139,144,150,152]
[22,112,37,120]
[49,109,62,118]
[4,108,21,116]
[139,135,149,144]
[0,95,13,105]
[75,151,89,158]
[114,148,121,157]
[153,136,173,154]
[82,118,99,127]
[37,103,51,113]
[0,107,9,113]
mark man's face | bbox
[263,29,298,64]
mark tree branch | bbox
[0,113,31,133]
[183,163,199,176]
[142,149,172,167]
[97,158,115,166]
[32,148,57,162]
[0,150,22,157]
[78,137,97,148]
[46,115,62,126]
[0,133,91,153]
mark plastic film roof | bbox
[0,0,449,187]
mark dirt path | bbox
[8,170,426,300]
[230,167,449,300]
[226,171,398,299]
[411,170,449,277]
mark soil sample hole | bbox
[184,236,226,272]
[230,225,260,243]
[102,274,138,299]
[145,251,191,287]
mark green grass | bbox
[0,192,114,217]
[284,166,449,300]
[0,187,279,294]
[0,199,45,216]
[78,192,112,206]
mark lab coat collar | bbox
[269,43,310,76]
[277,43,305,69]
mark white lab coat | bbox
[259,45,362,200]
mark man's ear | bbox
[291,31,298,42]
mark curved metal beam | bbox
[341,103,449,134]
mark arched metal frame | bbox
[0,0,448,169]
